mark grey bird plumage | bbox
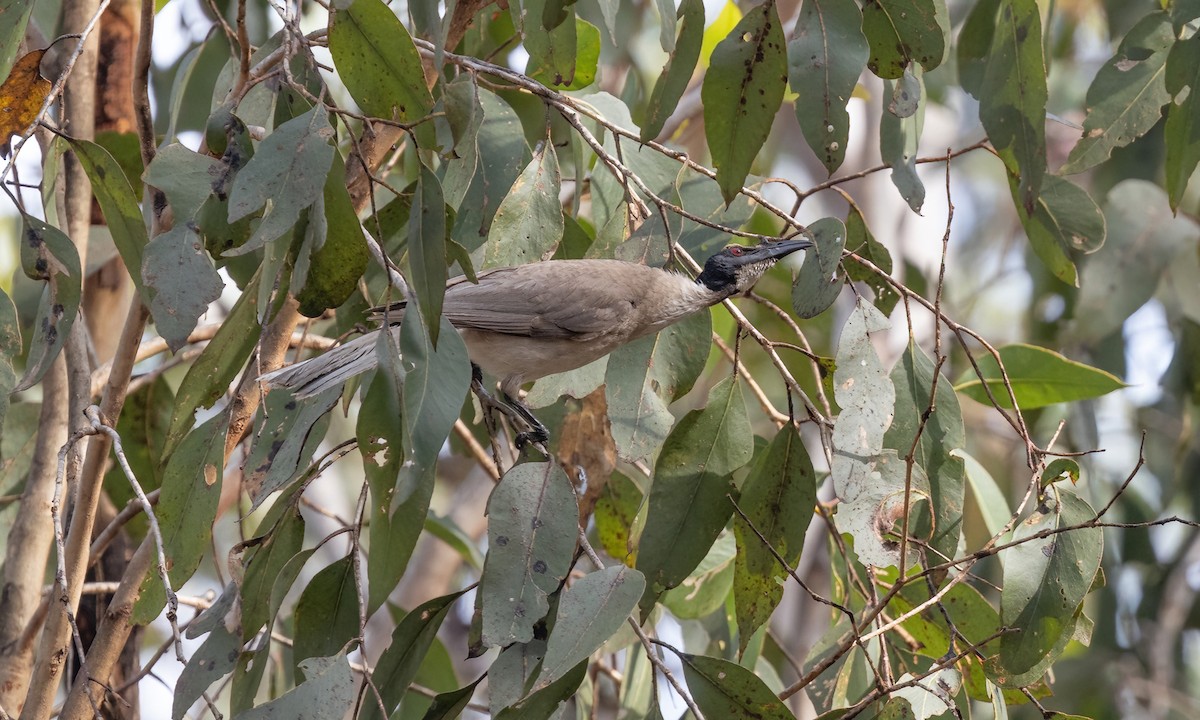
[263,240,812,417]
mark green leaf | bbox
[144,142,222,219]
[681,653,797,719]
[328,0,433,121]
[884,344,966,567]
[226,105,335,256]
[842,206,898,315]
[1015,173,1105,287]
[451,91,531,251]
[294,153,369,317]
[734,426,816,651]
[237,653,355,720]
[861,0,947,79]
[483,140,564,269]
[1060,12,1174,175]
[980,0,1047,214]
[142,224,225,352]
[642,0,704,142]
[494,658,587,719]
[880,71,925,213]
[953,344,1125,410]
[398,307,471,508]
[701,1,788,204]
[792,218,846,318]
[0,0,34,82]
[419,676,484,720]
[480,462,579,647]
[951,449,1011,540]
[957,0,1000,98]
[662,531,736,619]
[13,216,80,392]
[409,163,449,345]
[605,310,710,461]
[243,388,339,510]
[424,513,485,570]
[67,138,151,300]
[993,488,1102,685]
[132,412,228,624]
[172,623,239,719]
[522,0,578,88]
[527,16,601,90]
[636,374,753,614]
[533,565,645,689]
[594,472,643,559]
[293,556,361,675]
[1040,458,1081,488]
[1165,33,1200,210]
[240,504,306,641]
[361,592,465,720]
[0,288,18,429]
[788,0,867,174]
[1070,180,1198,342]
[163,271,261,458]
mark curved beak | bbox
[746,238,813,262]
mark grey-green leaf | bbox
[143,224,225,353]
[792,217,846,318]
[1070,180,1198,343]
[237,653,355,720]
[681,653,797,719]
[328,0,434,122]
[409,163,449,345]
[13,216,81,393]
[861,0,947,79]
[131,411,228,624]
[788,0,867,174]
[884,344,965,566]
[1061,12,1174,175]
[994,488,1102,685]
[980,0,1047,214]
[1015,173,1105,287]
[172,623,239,719]
[480,462,579,647]
[1165,33,1200,210]
[533,565,645,689]
[226,105,335,256]
[636,374,753,614]
[362,592,465,720]
[880,73,925,213]
[641,0,704,142]
[701,1,788,204]
[733,426,816,652]
[292,556,360,676]
[483,141,563,269]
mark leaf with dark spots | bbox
[12,216,80,393]
[481,463,579,647]
[702,1,789,204]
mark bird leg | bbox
[501,392,550,450]
[469,364,549,451]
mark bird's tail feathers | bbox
[260,330,391,398]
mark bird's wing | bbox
[441,261,659,339]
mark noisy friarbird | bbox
[263,239,812,444]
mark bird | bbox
[263,238,813,445]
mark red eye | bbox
[729,246,744,256]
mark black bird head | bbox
[696,238,814,297]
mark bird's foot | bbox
[505,393,550,452]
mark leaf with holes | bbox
[789,0,867,174]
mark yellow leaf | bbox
[1,50,51,158]
[699,1,742,69]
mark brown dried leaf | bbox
[0,50,50,157]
